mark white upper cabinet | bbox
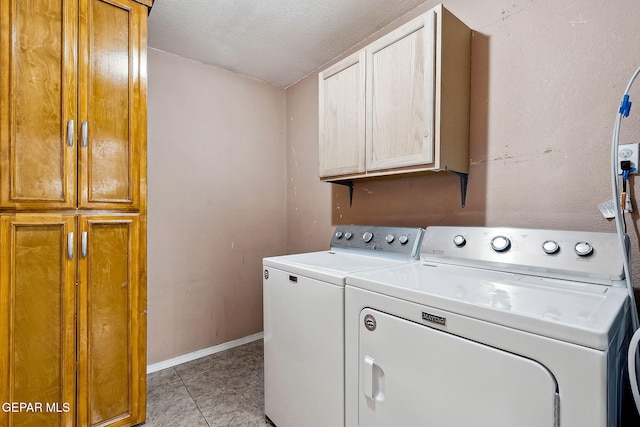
[367,13,435,172]
[318,51,366,178]
[318,4,471,180]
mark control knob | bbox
[453,235,466,247]
[385,234,395,243]
[574,242,593,257]
[344,232,353,240]
[335,231,343,239]
[362,231,374,243]
[398,235,409,245]
[490,236,511,252]
[542,240,560,255]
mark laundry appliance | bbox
[263,225,424,427]
[345,226,631,427]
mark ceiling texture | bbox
[147,0,428,88]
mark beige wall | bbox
[285,75,334,253]
[286,0,640,301]
[148,0,640,364]
[147,49,287,364]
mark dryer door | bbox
[358,308,559,427]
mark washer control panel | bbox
[331,225,424,259]
[421,226,624,282]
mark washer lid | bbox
[346,262,629,350]
[263,251,412,286]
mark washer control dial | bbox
[335,231,343,239]
[574,242,594,257]
[453,235,466,247]
[542,240,560,254]
[344,232,353,240]
[362,231,374,243]
[490,236,511,252]
[398,235,409,245]
[385,234,395,243]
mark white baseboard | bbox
[147,331,264,374]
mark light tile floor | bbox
[144,340,271,427]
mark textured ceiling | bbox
[147,0,427,88]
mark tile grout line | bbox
[174,367,213,427]
[233,344,268,424]
[237,346,265,384]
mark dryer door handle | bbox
[363,356,376,400]
[363,356,385,401]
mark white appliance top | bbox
[345,226,630,350]
[263,225,424,286]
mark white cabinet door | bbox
[366,12,435,172]
[318,51,366,178]
[357,308,558,427]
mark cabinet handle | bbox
[81,231,88,258]
[67,232,74,259]
[67,120,74,147]
[81,121,88,147]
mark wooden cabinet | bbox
[0,0,146,210]
[0,214,144,427]
[318,51,366,177]
[0,214,77,427]
[77,0,145,210]
[366,14,435,172]
[318,4,471,180]
[77,215,143,427]
[0,0,150,426]
[0,0,77,209]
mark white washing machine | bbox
[344,226,632,427]
[263,225,424,427]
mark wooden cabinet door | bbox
[77,0,146,210]
[318,51,366,178]
[0,214,76,427]
[0,0,77,209]
[76,214,144,427]
[366,11,436,172]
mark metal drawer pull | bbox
[81,231,88,258]
[67,232,74,259]
[81,121,88,147]
[67,120,74,146]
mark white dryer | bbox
[263,225,424,427]
[345,226,632,427]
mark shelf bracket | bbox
[334,180,354,207]
[448,171,468,208]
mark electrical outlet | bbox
[618,143,640,174]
